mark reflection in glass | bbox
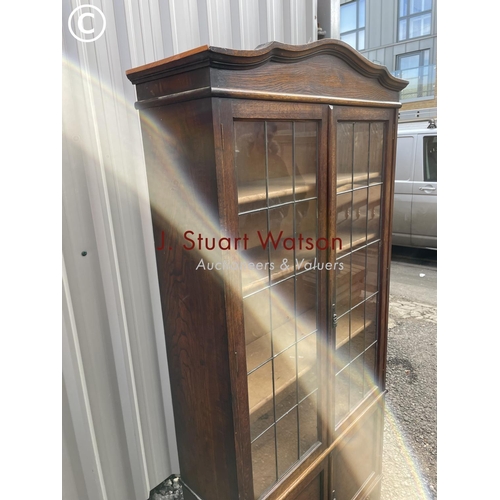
[296,271,317,338]
[271,279,295,355]
[367,185,381,242]
[239,210,269,293]
[235,121,266,212]
[353,123,369,186]
[365,295,378,348]
[268,122,293,207]
[251,426,277,499]
[276,408,299,477]
[335,254,351,317]
[294,122,318,200]
[366,243,379,298]
[350,303,365,363]
[244,289,271,372]
[337,122,354,192]
[248,361,274,441]
[298,333,317,401]
[274,345,297,419]
[336,341,349,375]
[364,345,377,396]
[369,123,384,183]
[351,248,366,308]
[335,366,350,426]
[350,301,365,344]
[352,189,367,250]
[336,192,352,257]
[269,205,294,283]
[336,313,349,350]
[299,392,318,456]
[350,353,364,410]
[295,200,317,263]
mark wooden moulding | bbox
[126,39,408,109]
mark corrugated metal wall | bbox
[62,2,320,499]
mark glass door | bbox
[333,119,386,426]
[329,106,395,500]
[233,118,325,499]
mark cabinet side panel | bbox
[139,98,238,500]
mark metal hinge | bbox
[332,304,337,329]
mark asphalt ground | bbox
[381,246,437,500]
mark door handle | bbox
[419,186,436,191]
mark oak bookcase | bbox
[127,39,407,500]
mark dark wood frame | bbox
[127,39,407,500]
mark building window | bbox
[398,0,432,41]
[395,50,435,101]
[340,0,365,51]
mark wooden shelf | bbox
[337,231,378,255]
[337,172,381,191]
[336,189,381,213]
[336,307,374,350]
[238,173,316,206]
[241,251,316,297]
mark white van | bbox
[392,121,437,249]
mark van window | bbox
[423,136,437,182]
[395,136,414,181]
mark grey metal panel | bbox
[158,1,175,59]
[419,37,433,50]
[294,0,306,43]
[169,0,202,53]
[283,0,292,43]
[239,0,262,49]
[229,0,242,47]
[306,0,316,42]
[367,0,382,49]
[406,40,420,52]
[383,46,394,70]
[433,0,437,34]
[366,49,376,62]
[417,36,436,64]
[259,0,270,45]
[206,0,234,47]
[393,43,406,56]
[63,378,93,500]
[317,0,340,39]
[267,0,285,42]
[196,0,211,46]
[381,0,397,46]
